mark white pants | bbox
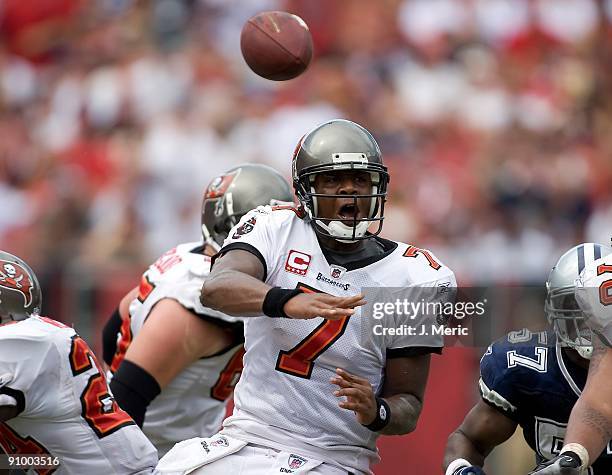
[155,434,354,475]
[192,444,354,475]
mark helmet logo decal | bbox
[0,260,34,307]
[205,171,239,200]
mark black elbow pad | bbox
[110,360,161,427]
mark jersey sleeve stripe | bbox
[216,242,268,281]
[479,377,517,414]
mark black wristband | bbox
[262,287,304,318]
[363,397,391,432]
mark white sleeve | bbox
[386,271,457,354]
[218,206,278,281]
[159,281,243,324]
[366,257,457,357]
[0,336,55,417]
[576,258,612,346]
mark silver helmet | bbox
[201,164,293,250]
[292,119,389,242]
[545,242,612,359]
[0,251,42,324]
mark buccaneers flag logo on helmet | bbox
[204,171,239,200]
[0,260,34,307]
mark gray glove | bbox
[528,452,583,475]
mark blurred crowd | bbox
[1,0,612,294]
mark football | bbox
[240,11,313,81]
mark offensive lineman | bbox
[155,119,456,474]
[0,251,158,474]
[529,247,612,474]
[443,243,612,475]
[102,164,293,456]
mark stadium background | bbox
[1,0,612,473]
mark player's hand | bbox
[528,452,583,475]
[331,368,377,424]
[283,293,366,320]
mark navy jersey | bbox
[479,329,612,474]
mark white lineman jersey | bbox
[109,242,244,456]
[0,316,157,474]
[217,206,456,474]
[576,253,612,346]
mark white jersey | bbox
[0,316,157,474]
[217,206,456,474]
[109,242,244,456]
[576,253,612,346]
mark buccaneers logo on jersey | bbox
[232,216,257,239]
[0,260,34,306]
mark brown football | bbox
[240,11,313,81]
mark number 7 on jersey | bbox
[275,283,350,379]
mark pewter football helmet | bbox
[202,164,293,250]
[0,251,42,324]
[545,243,612,359]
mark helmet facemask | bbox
[294,160,389,242]
[545,285,593,359]
[201,192,241,252]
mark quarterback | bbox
[155,119,456,475]
[102,164,293,456]
[0,251,157,474]
[443,243,612,475]
[530,246,612,474]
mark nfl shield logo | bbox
[330,265,346,279]
[288,454,307,469]
[210,436,229,447]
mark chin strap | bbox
[314,219,369,242]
